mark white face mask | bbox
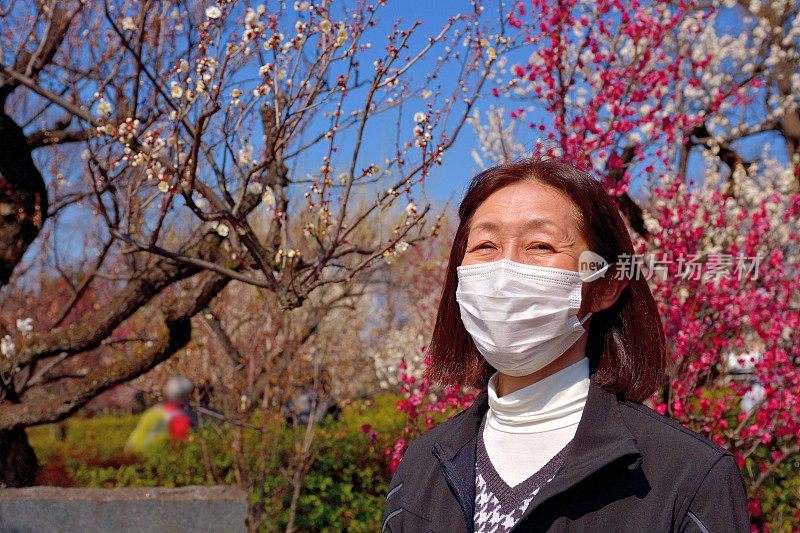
[455,258,608,377]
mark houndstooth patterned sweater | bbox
[473,416,572,533]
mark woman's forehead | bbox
[469,181,581,234]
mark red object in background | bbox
[163,402,192,441]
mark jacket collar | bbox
[427,377,642,533]
[433,376,641,468]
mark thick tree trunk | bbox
[0,427,38,487]
[0,108,48,286]
[0,104,46,487]
[0,384,38,487]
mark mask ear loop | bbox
[577,261,619,327]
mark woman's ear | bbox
[585,273,629,313]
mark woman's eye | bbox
[530,242,554,251]
[473,242,495,251]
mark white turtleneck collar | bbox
[486,357,590,434]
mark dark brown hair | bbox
[426,157,667,401]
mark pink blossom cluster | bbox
[644,178,800,523]
[498,1,712,172]
[388,354,477,474]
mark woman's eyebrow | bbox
[471,218,559,234]
[520,218,559,232]
[470,221,501,234]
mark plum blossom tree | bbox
[394,0,800,528]
[0,0,505,486]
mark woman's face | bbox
[462,181,589,270]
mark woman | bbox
[381,158,749,532]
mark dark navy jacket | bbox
[382,379,749,532]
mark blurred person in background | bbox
[125,375,194,454]
[281,388,342,427]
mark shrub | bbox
[29,394,406,531]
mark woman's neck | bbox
[487,357,590,432]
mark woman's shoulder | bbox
[404,411,470,457]
[397,402,484,476]
[617,399,732,465]
[616,400,748,530]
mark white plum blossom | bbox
[335,25,348,47]
[405,202,418,216]
[244,8,259,27]
[16,317,33,335]
[247,181,263,195]
[230,88,242,106]
[382,250,397,264]
[96,98,113,117]
[262,186,276,208]
[170,82,183,99]
[413,111,426,123]
[121,16,137,31]
[395,241,410,254]
[158,180,170,193]
[205,6,222,19]
[208,221,229,237]
[1,335,14,358]
[238,143,254,166]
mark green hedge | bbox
[28,394,405,531]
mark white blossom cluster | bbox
[467,107,526,167]
[678,2,800,144]
[1,318,33,359]
[372,328,426,389]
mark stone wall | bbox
[0,485,247,532]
